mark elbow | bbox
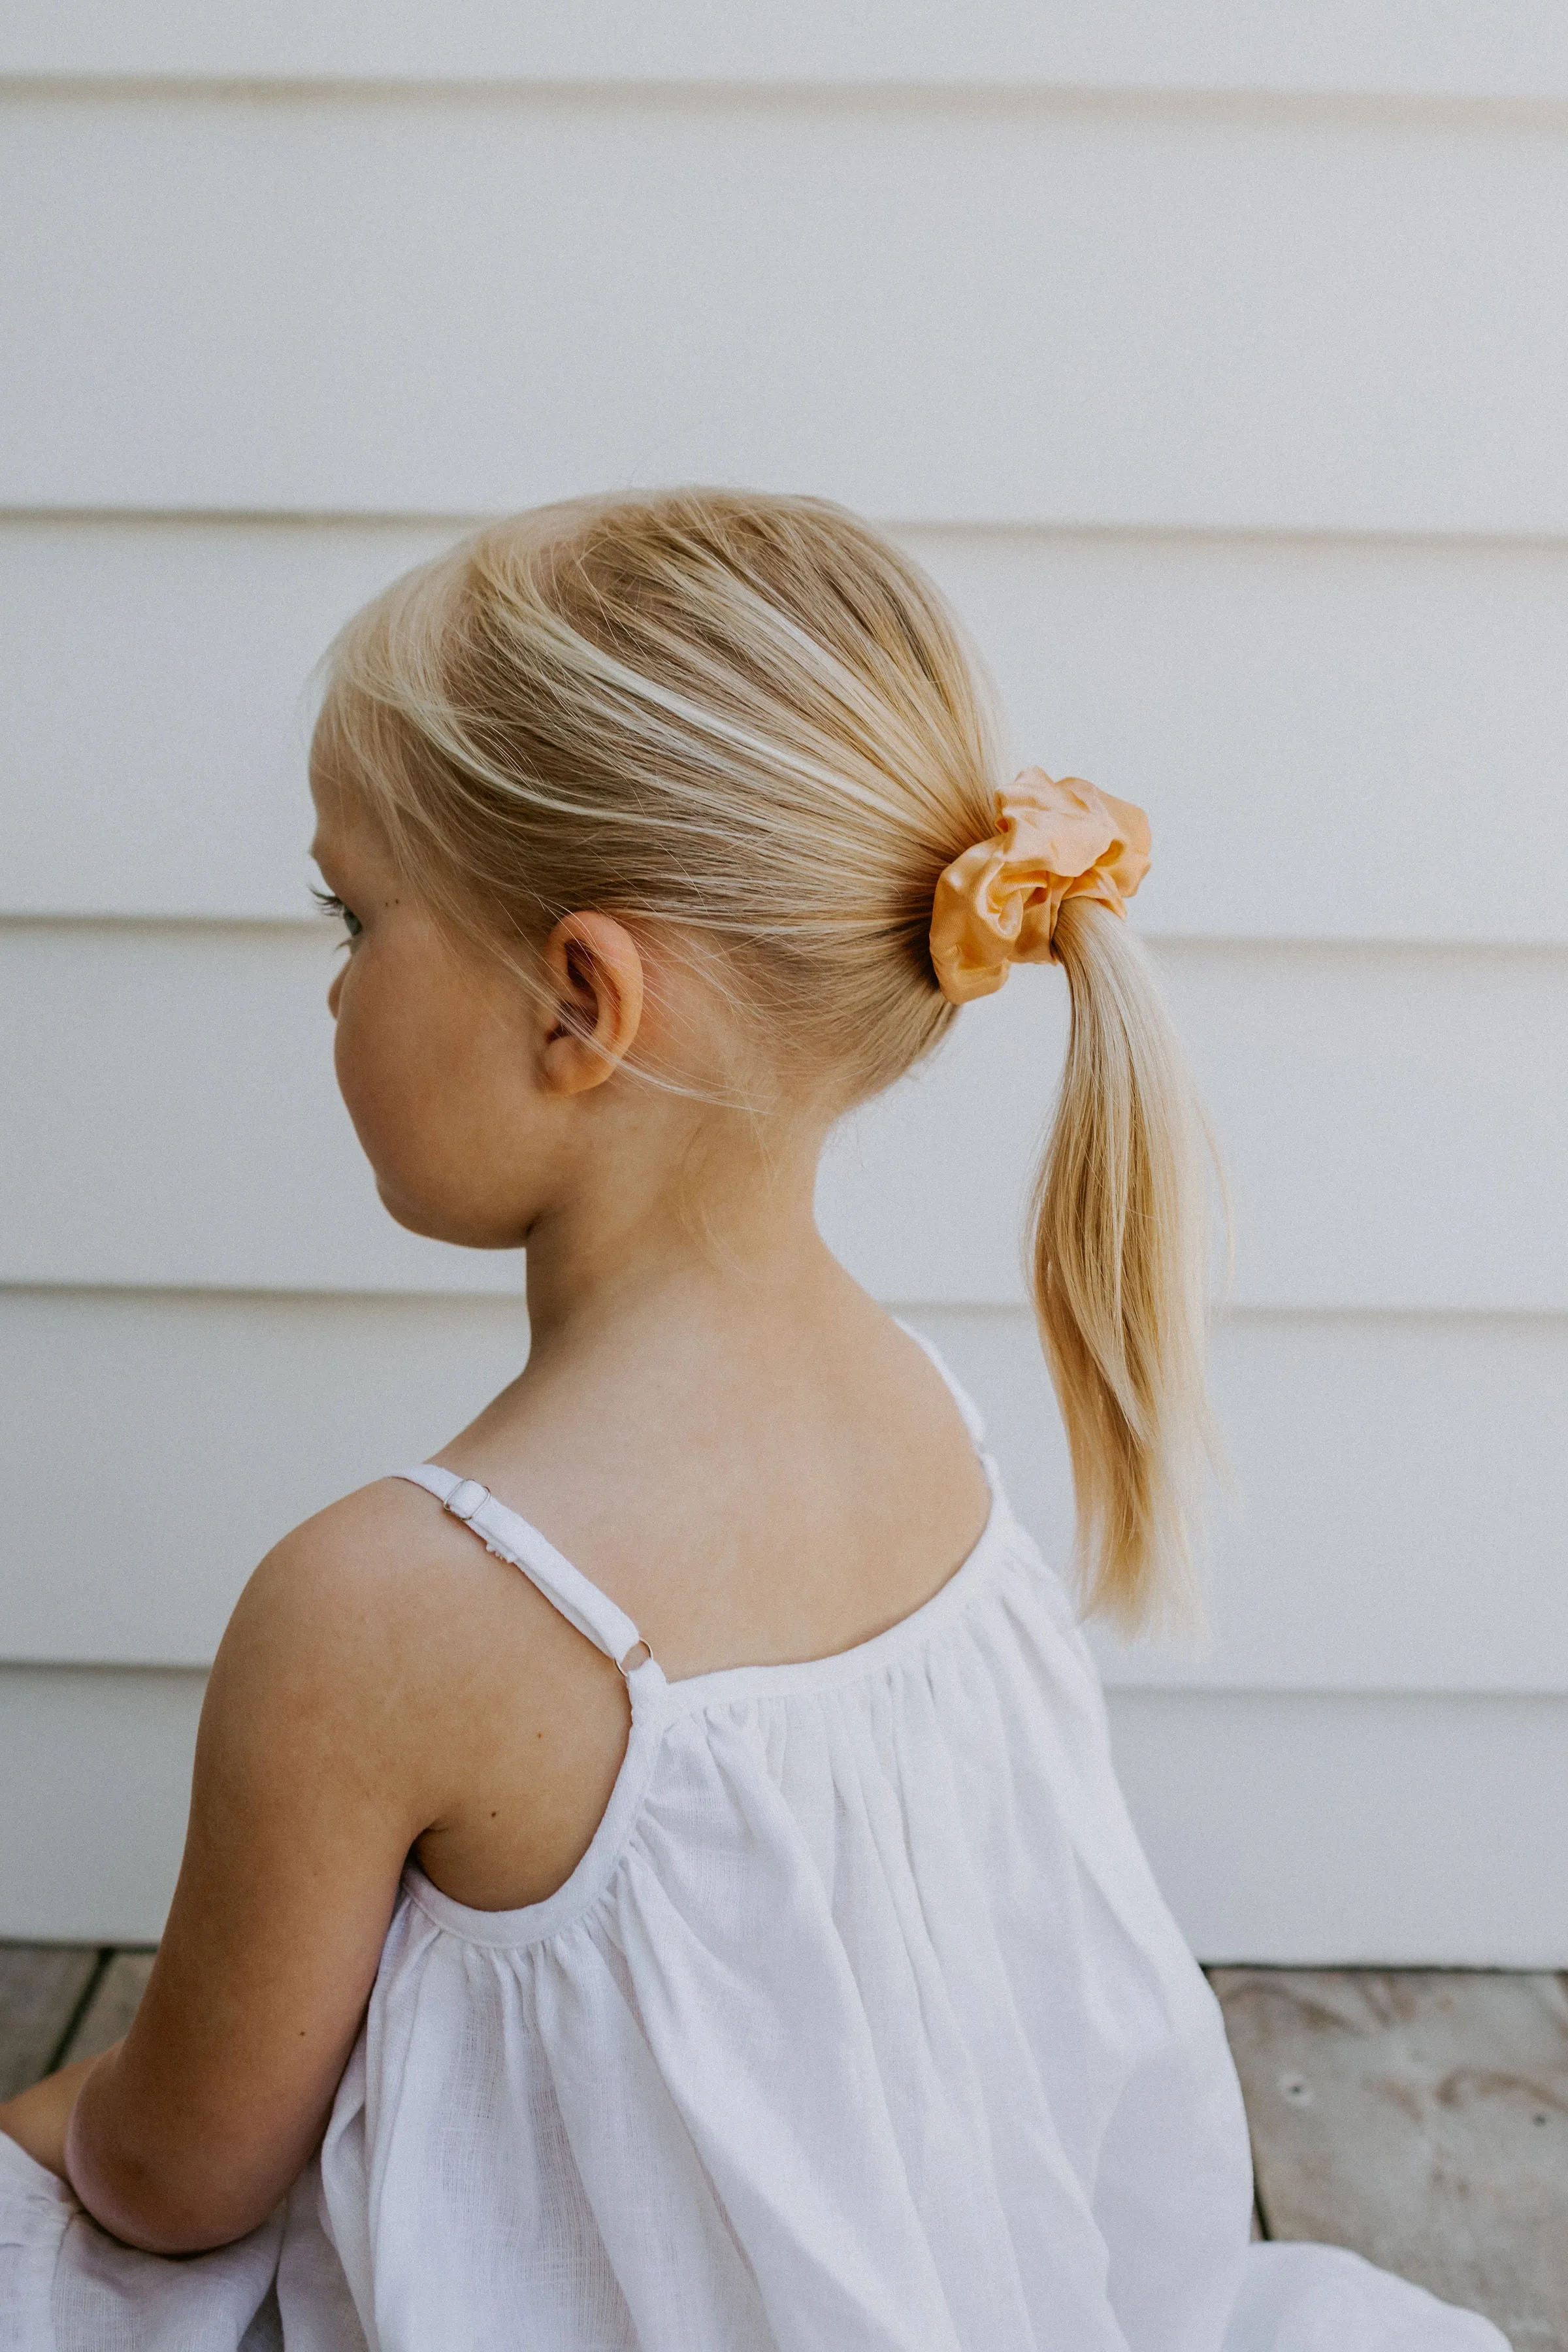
[72,2162,272,2257]
[65,2095,276,2257]
[88,2197,265,2260]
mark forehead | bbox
[308,745,380,864]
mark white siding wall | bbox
[3,16,1565,1957]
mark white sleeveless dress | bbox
[1,1342,1507,2351]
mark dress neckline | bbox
[400,1451,1016,1949]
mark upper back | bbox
[399,1298,994,1912]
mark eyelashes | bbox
[311,885,363,939]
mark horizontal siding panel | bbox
[6,3,1568,99]
[5,94,1568,530]
[5,1668,1563,1960]
[1108,1691,1568,1967]
[0,1288,533,1664]
[8,518,1568,945]
[4,1290,1565,1694]
[929,530,1568,948]
[834,943,1568,1311]
[0,517,449,923]
[933,1307,1568,1696]
[0,923,527,1297]
[4,925,1564,1308]
[0,1666,203,1944]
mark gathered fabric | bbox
[0,1341,1504,2351]
[929,770,1152,1004]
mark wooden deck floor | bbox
[1211,1969,1568,2352]
[3,1948,1564,2346]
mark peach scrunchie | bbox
[929,770,1151,1004]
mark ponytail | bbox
[1030,900,1216,1627]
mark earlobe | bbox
[538,913,645,1096]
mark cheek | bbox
[331,954,440,1173]
[329,941,538,1233]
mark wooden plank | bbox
[1089,1309,1568,1697]
[1211,1968,1568,2352]
[1115,1699,1568,1967]
[0,1942,101,2098]
[830,942,1568,1315]
[0,1669,204,1944]
[0,1286,536,1669]
[0,922,521,1301]
[7,93,1568,534]
[7,1,1568,99]
[58,1949,155,2066]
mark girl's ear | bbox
[537,913,645,1096]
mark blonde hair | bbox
[316,487,1213,1624]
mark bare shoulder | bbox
[216,1471,634,1912]
[212,1472,602,1792]
[226,1475,494,1684]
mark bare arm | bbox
[5,1488,465,2253]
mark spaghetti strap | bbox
[892,1318,988,1448]
[397,1465,662,1688]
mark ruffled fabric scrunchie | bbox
[929,769,1152,1005]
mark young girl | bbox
[1,491,1503,2350]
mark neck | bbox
[519,1105,847,1366]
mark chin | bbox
[374,1177,527,1252]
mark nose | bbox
[327,962,344,1020]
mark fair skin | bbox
[0,764,990,2255]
